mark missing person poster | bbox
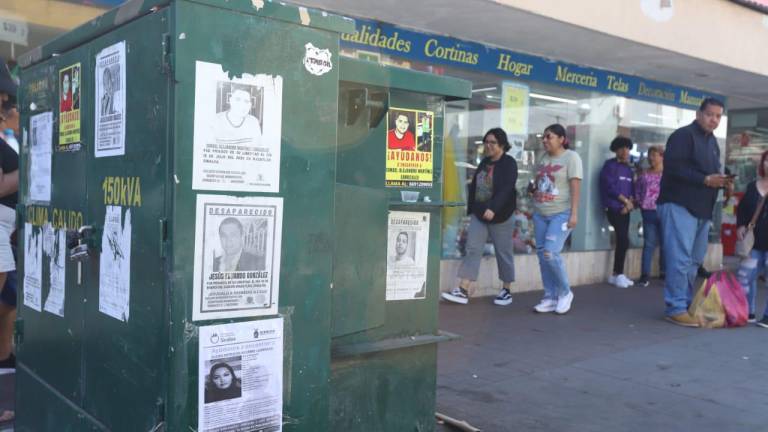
[58,62,81,151]
[385,107,434,188]
[23,223,43,312]
[386,211,430,301]
[192,61,283,193]
[42,223,66,317]
[198,318,284,432]
[99,206,132,322]
[95,41,126,158]
[193,195,283,321]
[29,111,53,202]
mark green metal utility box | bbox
[16,1,351,431]
[331,58,470,431]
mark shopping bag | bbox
[715,270,748,327]
[688,277,725,328]
[688,270,748,328]
[734,229,754,259]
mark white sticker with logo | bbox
[303,43,333,76]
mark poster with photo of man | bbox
[58,62,81,151]
[386,211,430,301]
[385,107,434,188]
[94,41,126,157]
[192,61,283,193]
[193,194,283,321]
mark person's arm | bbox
[568,178,581,229]
[599,161,621,200]
[0,169,17,198]
[485,157,518,220]
[634,174,646,206]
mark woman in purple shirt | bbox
[599,137,635,288]
[635,146,664,287]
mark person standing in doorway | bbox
[442,128,518,305]
[657,98,731,327]
[635,145,665,286]
[599,136,636,288]
[530,124,582,315]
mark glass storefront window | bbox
[339,47,728,258]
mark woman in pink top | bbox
[635,146,664,286]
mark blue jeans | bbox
[533,210,572,300]
[641,209,664,277]
[736,249,767,315]
[658,203,710,316]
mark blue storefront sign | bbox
[341,19,723,110]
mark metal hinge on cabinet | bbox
[159,218,168,258]
[161,33,172,76]
[14,317,23,346]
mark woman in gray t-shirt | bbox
[529,123,583,315]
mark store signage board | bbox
[0,17,28,46]
[341,19,724,110]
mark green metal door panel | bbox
[16,368,104,432]
[169,2,340,430]
[336,82,388,188]
[17,53,88,407]
[81,10,170,431]
[330,345,437,432]
[332,184,387,338]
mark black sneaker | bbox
[493,288,513,306]
[441,287,469,304]
[748,314,757,323]
[637,276,650,287]
[0,353,15,370]
[757,317,768,328]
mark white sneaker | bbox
[441,287,469,304]
[610,274,632,288]
[555,291,574,314]
[533,298,557,313]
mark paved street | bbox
[436,278,768,432]
[2,277,766,431]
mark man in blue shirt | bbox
[657,98,731,327]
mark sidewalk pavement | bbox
[436,279,768,432]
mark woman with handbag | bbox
[735,150,768,326]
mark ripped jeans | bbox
[533,210,572,300]
[736,249,768,315]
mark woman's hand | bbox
[567,213,578,229]
[737,226,747,241]
[483,209,495,221]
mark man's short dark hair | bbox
[699,97,725,112]
[219,217,243,235]
[610,136,633,152]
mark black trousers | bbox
[606,210,630,275]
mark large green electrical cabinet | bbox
[331,58,470,431]
[16,1,352,431]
